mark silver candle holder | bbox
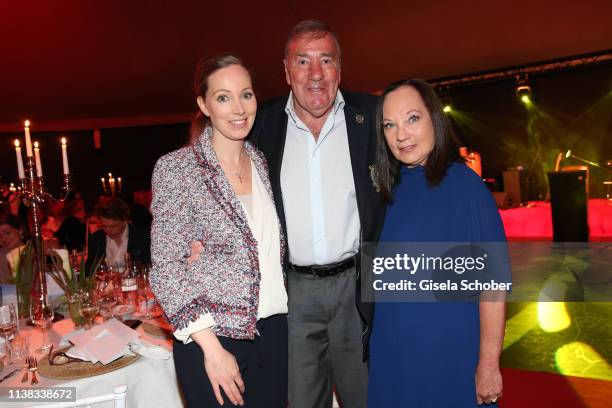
[17,156,72,295]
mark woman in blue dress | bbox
[368,79,507,407]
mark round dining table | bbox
[0,317,184,407]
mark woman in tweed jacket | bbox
[150,55,288,407]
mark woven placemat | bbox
[37,348,139,380]
[142,321,171,338]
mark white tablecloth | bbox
[0,318,183,407]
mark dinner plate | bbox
[142,321,171,338]
[37,347,139,380]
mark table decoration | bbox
[7,243,34,318]
[9,121,75,331]
[48,254,102,327]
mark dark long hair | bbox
[189,54,248,144]
[375,79,462,202]
[0,212,28,243]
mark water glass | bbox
[30,294,55,353]
[0,304,18,362]
[10,335,29,362]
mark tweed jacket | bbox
[150,128,285,340]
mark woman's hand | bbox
[477,297,505,405]
[192,329,245,406]
[186,240,204,265]
[475,363,502,405]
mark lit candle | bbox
[108,173,115,195]
[101,177,107,193]
[14,140,25,178]
[117,177,122,191]
[60,137,70,174]
[33,141,43,177]
[24,120,33,157]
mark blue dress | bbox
[368,162,506,407]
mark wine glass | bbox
[79,292,100,330]
[30,294,55,353]
[138,266,155,320]
[97,279,118,322]
[0,304,17,363]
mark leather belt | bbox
[289,257,355,278]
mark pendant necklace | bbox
[233,170,243,184]
[232,149,245,184]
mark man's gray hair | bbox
[284,19,342,61]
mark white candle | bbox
[61,137,70,174]
[108,173,115,195]
[33,141,43,177]
[24,120,33,157]
[14,140,25,178]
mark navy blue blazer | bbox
[249,90,386,359]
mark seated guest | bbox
[0,213,28,282]
[41,200,63,241]
[54,192,88,252]
[86,197,150,273]
[130,190,152,232]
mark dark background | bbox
[0,123,190,210]
[1,62,610,208]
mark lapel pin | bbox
[355,114,364,124]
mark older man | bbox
[250,19,385,408]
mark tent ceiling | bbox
[1,0,611,130]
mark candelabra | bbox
[18,156,72,296]
[100,173,122,196]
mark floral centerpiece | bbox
[47,254,103,326]
[7,242,35,318]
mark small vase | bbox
[67,293,86,327]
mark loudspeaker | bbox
[502,170,523,208]
[547,171,589,242]
[492,192,510,209]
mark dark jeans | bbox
[173,314,288,407]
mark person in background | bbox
[249,19,385,408]
[0,213,28,282]
[367,79,507,407]
[41,199,63,241]
[130,190,152,231]
[54,192,88,252]
[86,197,150,272]
[150,54,288,407]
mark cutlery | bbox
[30,357,38,385]
[21,357,30,383]
[0,369,19,384]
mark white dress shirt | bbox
[106,224,129,270]
[281,91,360,266]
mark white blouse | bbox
[174,160,288,343]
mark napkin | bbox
[60,318,171,363]
[129,339,172,360]
[61,318,139,365]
